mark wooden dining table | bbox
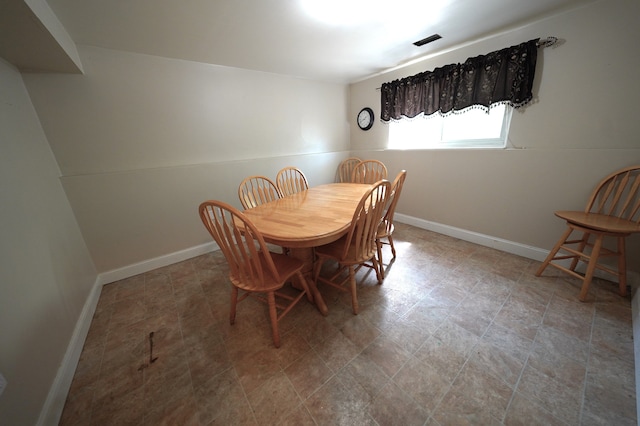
[240,183,373,315]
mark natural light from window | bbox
[388,104,512,150]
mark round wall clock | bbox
[357,107,374,131]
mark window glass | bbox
[388,104,512,150]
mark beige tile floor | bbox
[59,223,636,425]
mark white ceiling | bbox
[4,0,596,82]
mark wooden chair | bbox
[313,180,392,314]
[376,170,407,279]
[535,165,640,301]
[351,159,388,184]
[238,175,281,210]
[276,166,309,197]
[337,157,361,183]
[199,200,312,348]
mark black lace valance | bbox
[380,38,539,122]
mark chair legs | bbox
[314,258,362,315]
[376,235,396,279]
[376,240,384,279]
[617,237,628,297]
[267,292,280,348]
[371,255,383,284]
[536,227,571,276]
[388,235,396,259]
[569,231,590,272]
[268,277,315,347]
[230,286,239,325]
[536,226,628,302]
[229,276,310,348]
[578,234,603,302]
[348,266,359,315]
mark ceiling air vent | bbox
[413,34,442,47]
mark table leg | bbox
[289,247,328,316]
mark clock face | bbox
[357,107,374,130]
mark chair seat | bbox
[555,211,640,234]
[233,251,305,293]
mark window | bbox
[388,104,512,150]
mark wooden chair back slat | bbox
[200,201,281,288]
[337,157,361,183]
[586,166,640,223]
[340,180,391,262]
[620,175,640,221]
[238,175,281,210]
[276,166,309,197]
[351,159,388,184]
[381,170,407,234]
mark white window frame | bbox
[387,104,513,150]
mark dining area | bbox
[198,159,408,348]
[59,165,635,425]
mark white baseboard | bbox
[394,213,640,288]
[97,242,218,285]
[37,278,102,426]
[394,213,551,262]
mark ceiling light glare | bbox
[300,0,387,26]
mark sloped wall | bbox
[0,58,96,426]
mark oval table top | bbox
[241,183,372,248]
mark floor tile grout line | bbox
[474,279,517,424]
[62,226,636,426]
[169,270,204,425]
[281,366,320,425]
[578,294,599,425]
[385,272,468,423]
[502,273,557,424]
[426,272,515,423]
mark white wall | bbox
[0,58,96,426]
[7,1,639,423]
[23,46,351,273]
[348,0,640,275]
